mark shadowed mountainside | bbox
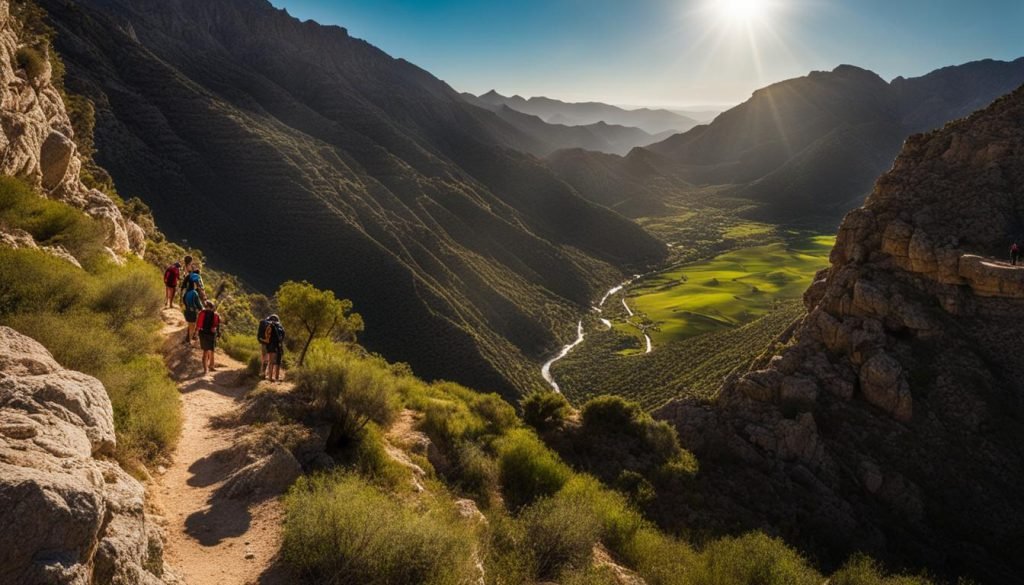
[39,0,666,397]
[552,60,1024,221]
[656,84,1024,583]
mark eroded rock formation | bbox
[656,86,1024,582]
[0,0,143,258]
[0,327,174,584]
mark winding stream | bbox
[541,276,647,393]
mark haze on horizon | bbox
[274,0,1019,109]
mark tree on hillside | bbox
[276,280,363,366]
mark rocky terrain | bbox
[38,0,666,397]
[0,0,142,259]
[0,327,173,584]
[656,84,1024,582]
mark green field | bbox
[626,235,835,344]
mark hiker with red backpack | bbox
[196,300,221,374]
[1011,242,1022,266]
[163,261,182,308]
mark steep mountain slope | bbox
[656,85,1024,583]
[645,60,1024,219]
[474,90,699,134]
[549,60,1024,222]
[460,95,672,155]
[39,0,666,397]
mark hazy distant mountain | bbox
[43,0,666,396]
[470,90,699,135]
[556,59,1024,221]
[460,95,674,155]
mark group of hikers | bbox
[162,256,286,381]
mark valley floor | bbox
[151,309,288,585]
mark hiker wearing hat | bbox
[196,300,221,374]
[163,261,182,309]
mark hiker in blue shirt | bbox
[182,287,204,345]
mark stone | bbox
[39,130,75,190]
[780,376,819,409]
[859,352,912,422]
[0,326,172,584]
[222,444,302,500]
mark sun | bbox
[716,0,769,23]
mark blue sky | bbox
[271,0,1024,108]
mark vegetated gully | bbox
[541,275,652,393]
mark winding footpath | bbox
[152,309,287,585]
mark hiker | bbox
[180,262,207,302]
[163,261,181,309]
[263,314,285,382]
[256,314,273,378]
[1012,242,1022,266]
[196,300,221,374]
[182,286,204,345]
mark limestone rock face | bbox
[656,86,1024,582]
[0,327,173,584]
[0,0,142,258]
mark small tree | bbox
[276,280,363,366]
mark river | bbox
[541,276,648,393]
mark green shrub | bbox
[221,332,262,367]
[341,423,407,488]
[0,248,91,314]
[520,494,602,579]
[295,343,401,445]
[521,391,571,432]
[496,429,571,511]
[282,472,474,585]
[0,176,105,261]
[830,554,935,585]
[689,532,822,585]
[91,259,164,323]
[15,45,47,81]
[452,441,498,502]
[573,395,697,483]
[619,528,696,585]
[102,355,182,463]
[5,311,124,373]
[558,475,645,555]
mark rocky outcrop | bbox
[0,0,142,258]
[656,86,1024,582]
[0,327,174,584]
[1,226,82,267]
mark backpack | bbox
[257,319,271,344]
[163,266,178,287]
[199,310,217,333]
[183,289,203,312]
[182,271,199,292]
[269,323,284,345]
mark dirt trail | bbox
[152,309,287,585]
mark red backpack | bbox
[163,265,179,287]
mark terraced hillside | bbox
[38,0,666,397]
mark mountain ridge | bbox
[41,0,667,397]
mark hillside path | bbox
[152,309,288,585]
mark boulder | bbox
[859,352,912,422]
[39,130,75,190]
[0,326,173,584]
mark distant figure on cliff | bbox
[1011,242,1021,265]
[196,300,221,374]
[162,261,181,309]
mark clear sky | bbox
[270,0,1024,108]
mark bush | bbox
[0,248,91,315]
[520,494,602,579]
[0,176,105,261]
[558,475,645,555]
[102,356,182,463]
[619,528,696,585]
[496,429,571,511]
[5,311,124,373]
[830,554,935,585]
[282,472,474,585]
[91,259,164,323]
[689,532,822,585]
[452,441,498,502]
[15,46,47,81]
[521,391,571,432]
[573,395,697,483]
[295,343,401,445]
